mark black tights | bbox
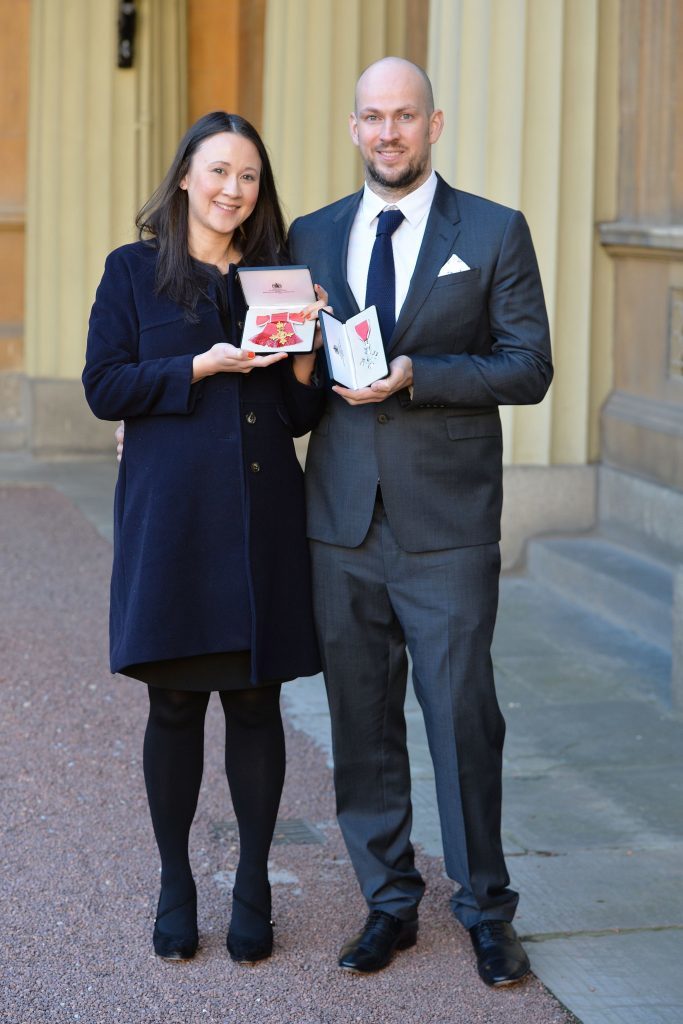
[143,684,285,916]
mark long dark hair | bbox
[136,111,288,316]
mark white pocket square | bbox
[438,253,470,276]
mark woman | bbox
[83,112,327,965]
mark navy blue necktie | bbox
[365,208,405,344]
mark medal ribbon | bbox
[354,320,371,343]
[249,312,306,348]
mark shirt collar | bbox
[361,170,438,228]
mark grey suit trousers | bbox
[310,497,518,928]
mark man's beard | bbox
[365,152,427,192]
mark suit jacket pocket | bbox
[446,413,501,441]
[431,267,481,291]
[428,268,482,337]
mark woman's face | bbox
[180,131,261,244]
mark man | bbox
[287,57,552,986]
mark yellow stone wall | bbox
[0,0,29,376]
[24,0,187,382]
[262,0,619,469]
[12,0,621,478]
[428,0,619,467]
[262,0,427,222]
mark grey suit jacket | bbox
[288,175,553,553]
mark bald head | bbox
[355,57,435,116]
[349,56,443,200]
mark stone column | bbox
[429,0,607,471]
[24,0,186,452]
[599,0,683,491]
[262,0,427,221]
[0,0,30,450]
[428,0,617,564]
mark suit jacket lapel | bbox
[329,190,363,319]
[388,176,462,354]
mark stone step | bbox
[599,465,683,556]
[527,530,673,652]
[0,422,28,452]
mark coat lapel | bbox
[388,176,461,354]
[329,190,363,319]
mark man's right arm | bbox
[409,210,553,410]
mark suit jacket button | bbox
[246,411,256,424]
[377,414,388,424]
[250,462,261,473]
[237,320,244,329]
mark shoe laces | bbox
[364,910,403,938]
[475,920,510,945]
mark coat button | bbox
[237,320,244,329]
[377,414,388,424]
[246,411,256,424]
[250,462,261,473]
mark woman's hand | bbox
[192,343,288,382]
[115,420,124,462]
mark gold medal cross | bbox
[274,321,294,346]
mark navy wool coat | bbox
[83,241,324,684]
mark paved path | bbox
[2,454,682,1023]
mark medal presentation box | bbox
[319,306,388,389]
[237,266,316,353]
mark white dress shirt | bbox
[346,171,438,322]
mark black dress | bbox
[123,650,255,691]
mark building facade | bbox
[2,2,682,632]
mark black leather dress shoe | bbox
[469,920,530,986]
[338,910,418,973]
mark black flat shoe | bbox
[227,886,273,965]
[153,893,198,962]
[338,910,418,973]
[468,920,530,986]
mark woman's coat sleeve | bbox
[82,249,198,420]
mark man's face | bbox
[350,63,443,195]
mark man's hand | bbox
[299,284,332,351]
[292,284,332,384]
[115,421,124,462]
[332,355,413,405]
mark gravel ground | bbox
[0,485,574,1024]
